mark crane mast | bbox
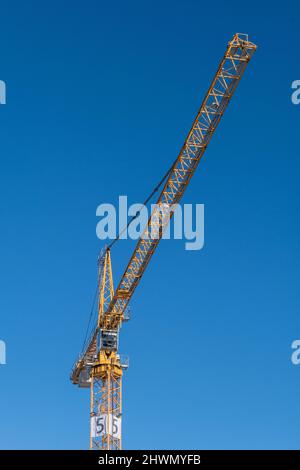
[71,33,257,450]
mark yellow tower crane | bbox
[71,33,257,450]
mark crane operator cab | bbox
[99,329,118,352]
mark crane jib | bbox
[103,34,257,325]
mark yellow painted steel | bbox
[71,33,257,450]
[90,250,123,450]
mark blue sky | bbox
[0,0,299,449]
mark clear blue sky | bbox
[0,0,299,450]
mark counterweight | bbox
[71,33,257,450]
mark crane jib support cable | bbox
[108,163,174,249]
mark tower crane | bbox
[71,33,257,450]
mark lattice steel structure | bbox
[90,250,124,450]
[71,33,257,449]
[90,354,122,449]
